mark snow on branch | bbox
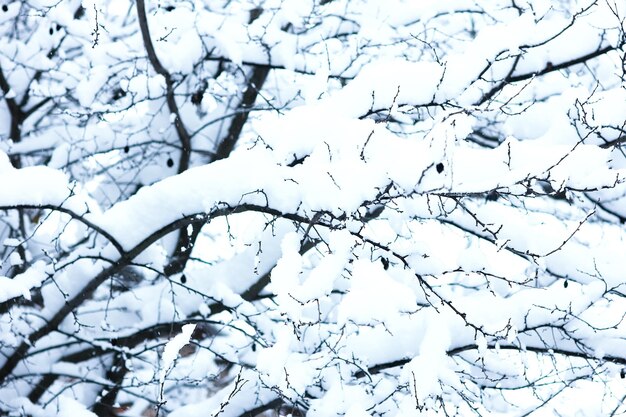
[1,1,626,416]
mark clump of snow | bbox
[0,261,48,303]
[401,314,458,408]
[338,260,417,325]
[256,327,314,398]
[159,324,196,386]
[56,396,98,417]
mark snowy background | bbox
[1,0,626,416]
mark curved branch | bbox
[135,0,191,173]
[0,203,125,255]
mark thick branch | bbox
[213,67,269,161]
[0,64,21,117]
[135,0,191,173]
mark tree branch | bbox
[135,0,191,174]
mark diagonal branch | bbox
[477,43,621,105]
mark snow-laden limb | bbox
[55,108,621,257]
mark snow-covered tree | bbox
[1,0,626,416]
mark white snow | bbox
[159,324,196,386]
[2,1,626,416]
